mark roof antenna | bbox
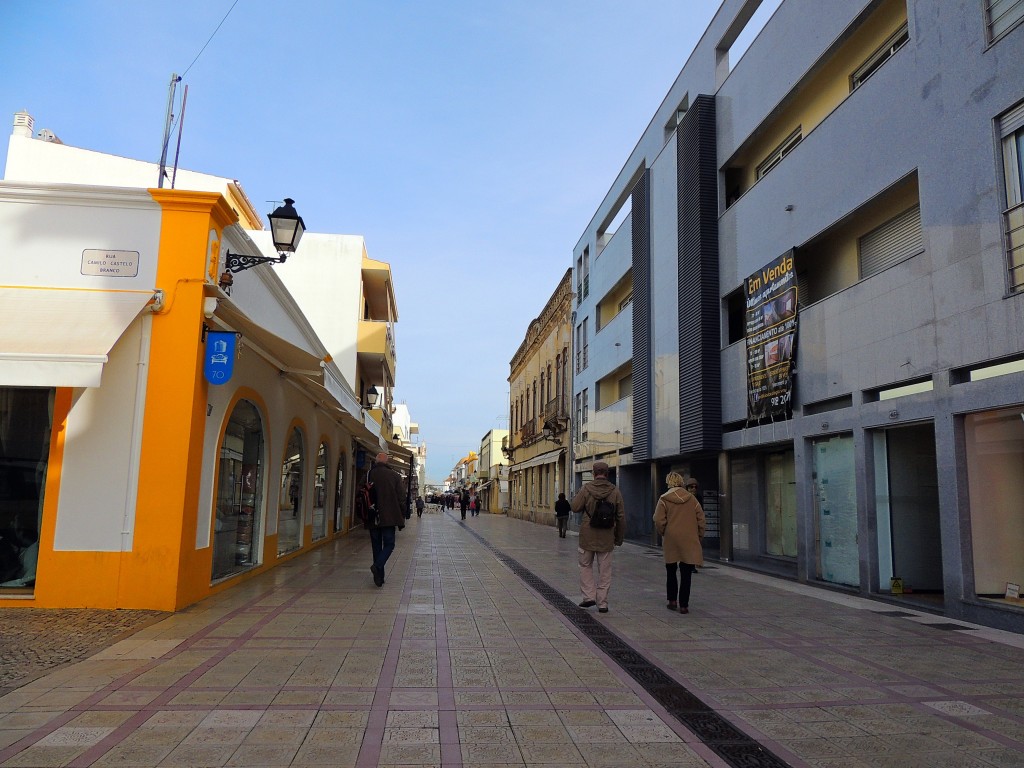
[157,73,181,188]
[170,84,189,189]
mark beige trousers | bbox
[578,547,613,608]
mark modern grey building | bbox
[571,0,1024,631]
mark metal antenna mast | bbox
[157,73,181,188]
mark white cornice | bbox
[0,181,158,210]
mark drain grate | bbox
[462,524,793,768]
[873,610,917,617]
[922,623,977,631]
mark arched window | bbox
[277,427,305,556]
[213,399,264,581]
[312,443,328,542]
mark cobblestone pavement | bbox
[0,512,1023,767]
[0,609,166,693]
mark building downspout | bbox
[121,314,153,556]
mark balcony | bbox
[357,320,396,379]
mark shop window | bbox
[812,434,859,587]
[277,427,305,556]
[213,399,264,581]
[334,453,346,533]
[312,443,328,542]
[966,407,1024,599]
[765,451,797,558]
[0,388,52,591]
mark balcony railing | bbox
[519,420,537,441]
[1006,201,1024,294]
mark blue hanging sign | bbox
[204,332,237,385]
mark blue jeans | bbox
[369,526,396,579]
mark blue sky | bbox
[1,1,741,483]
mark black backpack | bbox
[589,498,616,529]
[355,481,378,526]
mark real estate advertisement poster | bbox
[745,251,798,420]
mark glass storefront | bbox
[277,427,305,556]
[334,453,346,533]
[765,451,797,558]
[0,388,52,590]
[213,399,264,581]
[312,444,328,541]
[966,407,1024,598]
[812,434,859,587]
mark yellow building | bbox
[0,116,400,610]
[506,269,572,525]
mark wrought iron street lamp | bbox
[226,198,306,273]
[365,385,382,409]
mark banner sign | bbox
[204,332,237,385]
[744,251,798,419]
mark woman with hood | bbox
[654,473,705,614]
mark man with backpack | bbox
[366,452,407,587]
[570,461,625,614]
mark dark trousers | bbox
[557,516,568,537]
[370,526,396,579]
[666,562,693,607]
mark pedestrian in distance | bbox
[415,496,425,517]
[460,490,468,520]
[554,492,571,538]
[570,461,624,613]
[654,472,706,614]
[367,452,407,587]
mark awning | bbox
[214,297,324,378]
[509,447,564,472]
[0,286,155,387]
[287,375,387,451]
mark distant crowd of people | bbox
[427,490,482,519]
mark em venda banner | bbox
[745,251,798,420]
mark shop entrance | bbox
[873,423,943,599]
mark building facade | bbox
[477,429,509,513]
[0,114,403,609]
[571,0,1024,631]
[507,269,573,526]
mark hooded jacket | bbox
[653,487,705,565]
[570,477,625,552]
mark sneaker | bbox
[598,606,609,613]
[679,606,689,614]
[370,564,383,587]
[579,599,597,608]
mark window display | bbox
[277,427,305,556]
[213,400,264,581]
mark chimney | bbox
[13,111,34,138]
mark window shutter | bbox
[988,0,1024,40]
[1000,102,1024,137]
[858,205,923,279]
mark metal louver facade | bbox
[677,95,721,454]
[630,170,652,462]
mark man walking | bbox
[367,452,406,587]
[570,461,625,613]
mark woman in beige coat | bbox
[653,473,705,614]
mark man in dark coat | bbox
[367,452,407,587]
[570,461,625,613]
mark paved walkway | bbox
[2,510,1024,767]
